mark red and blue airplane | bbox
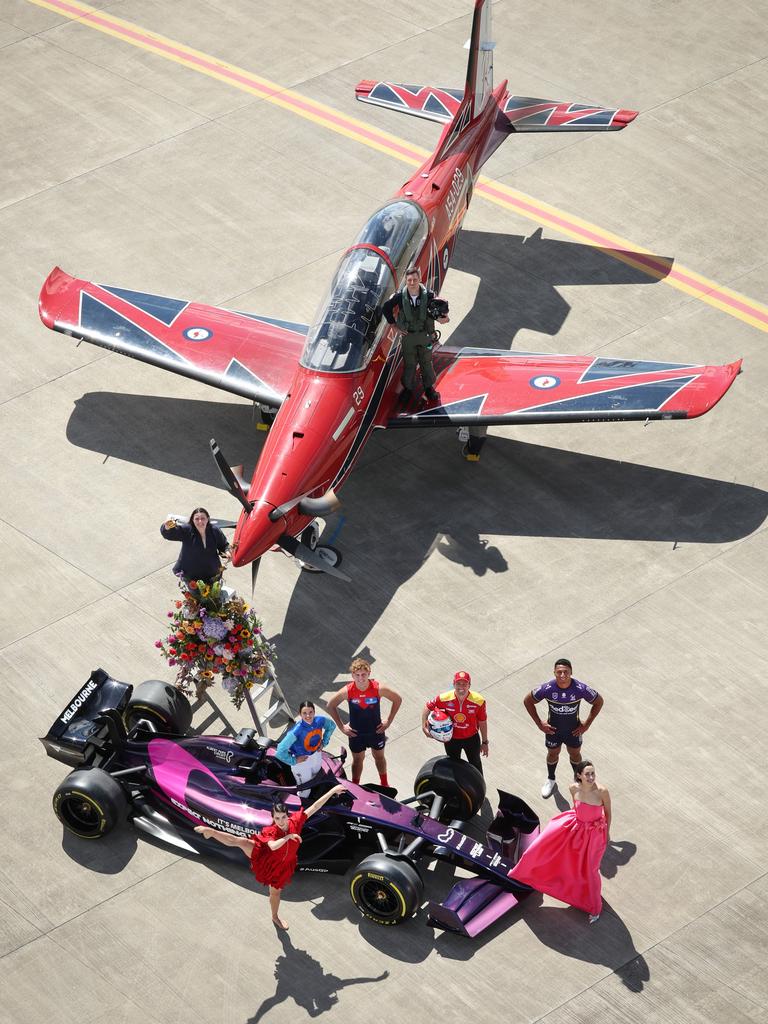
[38,0,741,582]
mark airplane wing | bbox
[387,348,742,427]
[38,267,307,406]
[501,95,637,132]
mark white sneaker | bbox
[541,778,557,798]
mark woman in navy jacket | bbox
[161,507,230,583]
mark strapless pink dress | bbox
[509,800,607,916]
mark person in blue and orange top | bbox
[275,701,336,795]
[327,658,401,788]
[422,670,488,774]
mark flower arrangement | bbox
[156,578,276,709]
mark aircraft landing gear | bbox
[299,545,343,574]
[257,403,278,431]
[296,521,344,574]
[457,426,487,462]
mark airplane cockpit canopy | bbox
[301,201,428,373]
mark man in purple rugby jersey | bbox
[524,658,604,799]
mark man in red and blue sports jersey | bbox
[523,657,604,799]
[422,671,489,775]
[327,658,401,788]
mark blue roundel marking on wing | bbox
[530,375,560,389]
[183,326,213,342]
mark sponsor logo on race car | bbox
[436,826,507,870]
[60,680,98,724]
[204,745,235,763]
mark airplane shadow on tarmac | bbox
[448,227,673,349]
[68,390,768,689]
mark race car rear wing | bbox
[40,668,132,768]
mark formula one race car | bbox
[42,670,541,936]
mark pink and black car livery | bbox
[42,669,541,936]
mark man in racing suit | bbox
[523,658,604,799]
[382,265,449,402]
[422,671,488,774]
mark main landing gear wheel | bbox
[53,767,128,839]
[124,680,193,734]
[299,545,343,574]
[413,756,486,820]
[350,853,423,925]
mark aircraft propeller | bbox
[210,438,253,514]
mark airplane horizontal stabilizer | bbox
[355,80,464,124]
[500,95,637,132]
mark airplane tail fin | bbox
[464,0,495,120]
[430,0,495,163]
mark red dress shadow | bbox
[249,809,307,890]
[510,800,607,916]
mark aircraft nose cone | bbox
[231,505,285,567]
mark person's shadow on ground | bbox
[247,929,389,1021]
[521,899,650,991]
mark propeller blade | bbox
[210,439,253,514]
[268,489,313,522]
[279,534,351,582]
[251,557,260,596]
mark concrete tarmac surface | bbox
[1,1,767,1022]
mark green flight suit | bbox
[396,285,437,390]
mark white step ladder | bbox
[190,664,294,738]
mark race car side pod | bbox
[428,791,540,937]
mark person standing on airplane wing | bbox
[382,265,449,403]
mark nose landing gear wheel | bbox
[299,545,342,574]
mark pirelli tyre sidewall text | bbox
[413,755,486,820]
[53,767,129,839]
[350,853,423,926]
[124,679,193,735]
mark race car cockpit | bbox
[301,200,428,373]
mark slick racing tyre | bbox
[350,854,423,925]
[413,756,486,820]
[124,680,193,735]
[53,767,128,839]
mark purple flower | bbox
[202,616,228,641]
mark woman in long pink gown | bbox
[511,760,611,922]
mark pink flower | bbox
[154,640,163,648]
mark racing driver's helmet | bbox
[427,709,454,743]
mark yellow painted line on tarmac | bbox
[29,0,768,333]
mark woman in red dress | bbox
[510,760,611,923]
[195,784,345,929]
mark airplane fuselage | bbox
[231,84,508,567]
